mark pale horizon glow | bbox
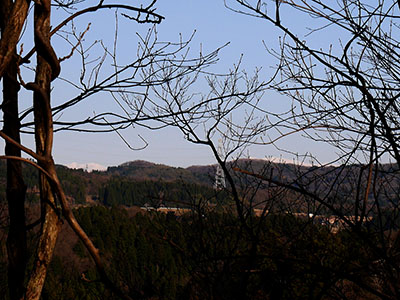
[66,162,108,172]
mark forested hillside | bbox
[0,159,397,210]
[0,159,399,299]
[0,160,219,207]
[2,205,377,300]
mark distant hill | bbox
[0,160,220,206]
[106,160,215,186]
[0,159,398,208]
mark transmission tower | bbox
[214,139,226,190]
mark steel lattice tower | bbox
[214,140,226,190]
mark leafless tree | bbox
[0,1,258,299]
[118,0,400,298]
[204,0,400,298]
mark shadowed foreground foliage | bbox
[0,205,387,300]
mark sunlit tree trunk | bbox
[24,1,61,299]
[0,0,30,78]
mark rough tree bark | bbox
[0,1,28,299]
[0,0,30,78]
[23,0,61,299]
[3,51,28,300]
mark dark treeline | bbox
[0,206,379,300]
[99,179,227,207]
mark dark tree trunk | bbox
[3,52,28,300]
[0,1,28,299]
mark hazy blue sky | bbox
[10,0,338,170]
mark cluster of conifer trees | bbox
[0,206,373,299]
